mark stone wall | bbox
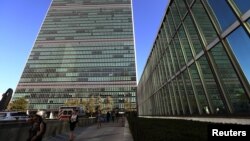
[0,118,96,141]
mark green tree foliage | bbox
[86,95,96,115]
[96,95,103,111]
[106,96,113,111]
[64,99,80,106]
[124,98,132,111]
[81,99,87,110]
[8,97,28,111]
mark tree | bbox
[8,97,28,111]
[64,99,80,106]
[86,95,95,116]
[81,99,87,111]
[106,96,113,111]
[124,98,131,111]
[96,95,103,111]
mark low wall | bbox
[0,117,96,141]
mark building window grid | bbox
[162,86,169,115]
[174,77,185,114]
[166,47,174,78]
[162,84,168,115]
[191,0,218,46]
[156,92,160,115]
[209,0,250,105]
[178,26,193,63]
[170,1,182,30]
[227,0,250,36]
[174,38,183,68]
[157,92,162,115]
[160,60,166,84]
[178,74,190,114]
[164,85,172,115]
[156,37,163,57]
[175,0,188,19]
[160,92,165,115]
[162,19,171,44]
[198,56,227,112]
[172,38,183,71]
[160,91,166,115]
[159,28,168,52]
[172,79,182,115]
[166,10,176,39]
[186,3,218,115]
[169,83,178,115]
[184,15,204,56]
[139,0,250,116]
[189,3,227,114]
[138,12,188,112]
[163,53,171,81]
[165,86,172,115]
[154,43,160,68]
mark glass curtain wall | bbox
[13,0,137,112]
[137,0,250,116]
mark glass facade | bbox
[137,0,250,116]
[13,0,137,112]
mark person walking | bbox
[111,111,115,123]
[30,114,46,141]
[106,111,110,122]
[69,110,79,141]
[115,111,119,123]
[26,115,37,141]
[96,110,102,128]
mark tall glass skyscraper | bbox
[13,0,137,112]
[137,0,250,116]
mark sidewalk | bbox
[46,118,133,141]
[140,116,250,125]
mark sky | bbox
[0,0,169,96]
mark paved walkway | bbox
[46,118,133,141]
[140,116,250,125]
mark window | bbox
[171,2,181,28]
[198,56,226,113]
[189,63,209,114]
[192,0,217,45]
[183,70,199,114]
[184,15,204,55]
[178,26,193,62]
[175,0,188,18]
[248,18,250,29]
[208,0,237,31]
[210,43,250,113]
[227,26,250,84]
[233,0,250,14]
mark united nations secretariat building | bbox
[137,0,250,116]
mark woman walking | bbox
[69,110,79,141]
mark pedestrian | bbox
[115,111,119,123]
[26,115,37,141]
[106,111,110,122]
[111,111,115,123]
[96,110,102,128]
[30,114,46,141]
[69,110,79,141]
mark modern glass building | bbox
[13,0,137,112]
[137,0,250,116]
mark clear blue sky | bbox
[0,0,169,96]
